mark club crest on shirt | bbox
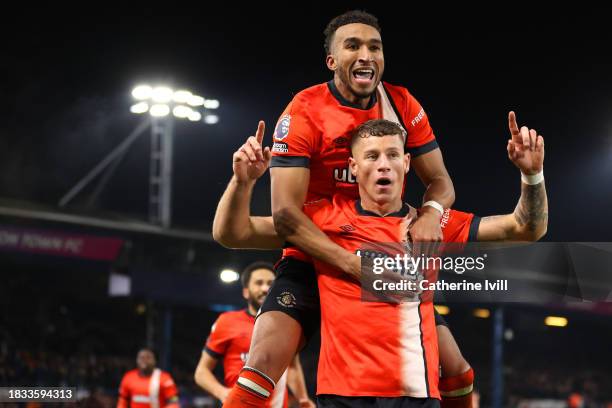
[277,291,297,308]
[274,115,291,140]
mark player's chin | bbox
[350,83,377,98]
[374,183,394,193]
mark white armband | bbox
[423,200,444,216]
[521,170,544,185]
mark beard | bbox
[248,295,264,312]
[139,366,154,376]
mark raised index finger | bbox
[255,120,266,144]
[508,111,521,143]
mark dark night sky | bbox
[1,5,611,240]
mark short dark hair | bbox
[350,119,405,152]
[324,10,381,54]
[241,261,275,288]
[137,347,156,357]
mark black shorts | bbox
[317,395,440,408]
[258,257,321,341]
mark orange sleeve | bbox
[204,314,231,358]
[442,209,481,243]
[401,89,438,156]
[270,94,320,167]
[117,373,130,408]
[160,372,179,407]
[302,198,333,228]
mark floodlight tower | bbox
[131,85,220,227]
[59,84,220,229]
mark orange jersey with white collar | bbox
[304,194,480,398]
[270,81,438,261]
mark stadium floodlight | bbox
[187,95,205,107]
[204,114,219,125]
[434,305,450,315]
[203,99,220,109]
[173,90,193,104]
[130,102,149,114]
[151,86,174,103]
[132,85,153,100]
[188,111,202,122]
[173,105,193,119]
[473,308,490,318]
[130,83,218,123]
[149,104,170,117]
[544,316,568,327]
[220,269,239,283]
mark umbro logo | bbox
[339,224,355,233]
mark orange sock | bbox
[440,367,474,408]
[223,367,275,408]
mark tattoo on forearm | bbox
[514,182,548,232]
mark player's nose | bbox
[357,45,373,63]
[377,157,391,171]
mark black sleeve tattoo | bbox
[514,181,548,232]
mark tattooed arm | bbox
[477,112,548,242]
[477,181,548,241]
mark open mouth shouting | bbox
[376,177,392,187]
[352,66,375,86]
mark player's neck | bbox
[334,76,372,109]
[359,194,403,217]
[247,304,258,316]
[138,368,154,377]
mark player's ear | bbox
[242,287,249,301]
[349,156,358,177]
[326,54,337,72]
[404,153,410,174]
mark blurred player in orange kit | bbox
[194,262,315,408]
[215,113,547,407]
[117,348,179,408]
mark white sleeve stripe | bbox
[237,377,271,398]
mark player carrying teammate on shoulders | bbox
[214,10,482,408]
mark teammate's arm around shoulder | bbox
[478,112,548,242]
[398,87,456,242]
[410,148,456,242]
[271,167,361,278]
[212,121,283,249]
